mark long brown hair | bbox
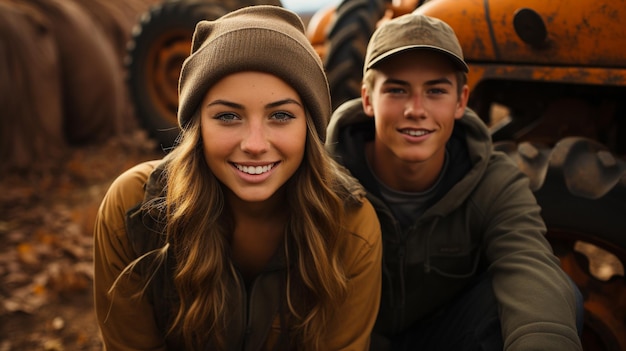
[146,110,353,350]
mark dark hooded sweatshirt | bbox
[326,98,582,350]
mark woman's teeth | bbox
[236,163,274,175]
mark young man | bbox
[326,13,583,351]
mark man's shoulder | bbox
[484,151,525,180]
[326,98,370,148]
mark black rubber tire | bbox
[323,0,386,110]
[126,0,227,149]
[125,0,282,149]
[494,137,626,255]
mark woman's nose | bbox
[240,121,269,154]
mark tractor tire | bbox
[323,0,386,110]
[495,137,626,351]
[126,0,228,149]
[125,0,282,149]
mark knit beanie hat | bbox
[177,5,331,141]
[364,13,469,75]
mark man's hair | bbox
[362,57,467,99]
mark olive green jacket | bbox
[326,98,582,350]
[93,159,382,351]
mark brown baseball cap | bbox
[364,13,469,74]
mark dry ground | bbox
[0,128,164,350]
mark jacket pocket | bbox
[427,243,480,278]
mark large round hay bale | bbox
[0,0,67,172]
[30,0,127,144]
[71,0,163,66]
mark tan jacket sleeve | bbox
[93,160,167,351]
[326,199,383,351]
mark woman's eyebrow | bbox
[266,98,303,109]
[206,98,302,110]
[206,99,242,109]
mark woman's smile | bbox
[233,161,278,175]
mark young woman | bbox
[93,5,382,351]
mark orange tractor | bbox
[126,0,626,349]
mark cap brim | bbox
[367,45,469,73]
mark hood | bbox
[325,98,493,218]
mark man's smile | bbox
[399,128,432,137]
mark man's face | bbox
[362,50,468,169]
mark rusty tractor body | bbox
[125,0,626,349]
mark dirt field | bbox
[0,128,164,350]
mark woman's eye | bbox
[215,113,239,122]
[271,111,295,122]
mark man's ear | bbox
[455,84,470,119]
[361,84,375,117]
